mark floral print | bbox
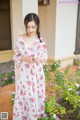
[13,36,47,120]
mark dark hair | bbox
[24,13,42,42]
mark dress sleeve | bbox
[13,38,24,67]
[40,39,48,65]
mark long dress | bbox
[13,36,47,120]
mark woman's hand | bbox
[21,55,42,64]
[21,57,34,63]
[34,55,42,63]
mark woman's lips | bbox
[29,32,33,34]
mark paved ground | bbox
[0,84,15,120]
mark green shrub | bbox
[0,71,15,87]
[10,60,80,120]
[0,60,15,87]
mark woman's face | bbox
[26,21,37,37]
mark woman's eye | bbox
[27,26,35,29]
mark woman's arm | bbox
[13,38,24,67]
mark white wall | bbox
[22,0,38,33]
[22,0,38,19]
[11,0,38,49]
[10,0,38,85]
[55,0,78,59]
[10,0,23,49]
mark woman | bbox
[13,13,48,120]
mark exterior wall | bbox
[10,0,38,50]
[10,0,23,49]
[22,0,38,20]
[55,0,78,59]
[22,0,38,33]
[0,50,13,63]
[38,0,56,58]
[0,0,79,68]
[10,0,38,85]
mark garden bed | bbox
[0,60,80,120]
[0,60,15,87]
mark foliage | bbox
[9,60,80,120]
[74,58,80,66]
[0,60,15,87]
[9,92,15,105]
[39,62,80,120]
[43,60,61,81]
[0,70,15,87]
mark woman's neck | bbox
[26,33,37,38]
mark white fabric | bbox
[13,36,47,120]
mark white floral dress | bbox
[13,36,47,120]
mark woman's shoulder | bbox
[16,34,26,42]
[40,36,46,43]
[18,34,26,39]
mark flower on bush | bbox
[75,83,79,88]
[43,113,47,117]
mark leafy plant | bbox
[9,60,80,120]
[39,62,80,120]
[0,71,15,87]
[9,92,15,105]
[0,60,15,87]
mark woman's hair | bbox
[24,13,42,42]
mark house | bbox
[0,0,80,67]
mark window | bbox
[0,0,11,51]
